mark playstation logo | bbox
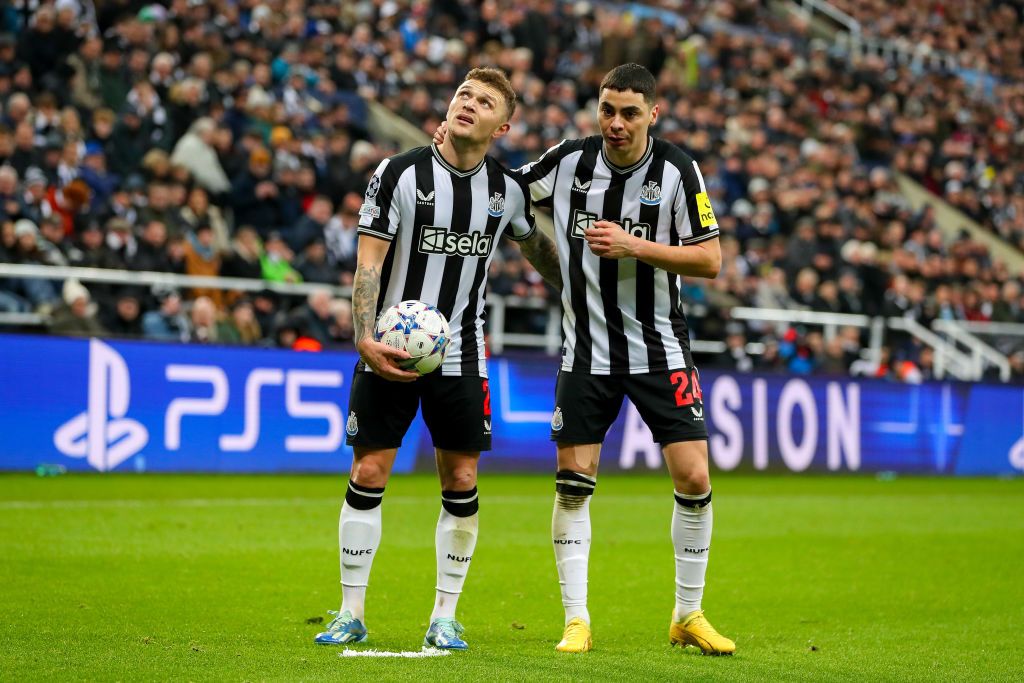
[53,339,148,471]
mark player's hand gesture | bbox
[585,221,638,260]
[357,338,419,382]
[432,122,448,146]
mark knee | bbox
[351,456,389,488]
[441,466,477,492]
[675,468,710,495]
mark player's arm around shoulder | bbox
[516,228,562,289]
[503,170,562,290]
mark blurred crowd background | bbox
[0,0,1022,379]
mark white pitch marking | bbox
[340,648,451,658]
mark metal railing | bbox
[931,319,1012,382]
[0,262,351,298]
[0,262,560,355]
[886,317,975,380]
[794,0,861,34]
[485,295,560,355]
[0,311,44,326]
[835,31,960,72]
[729,306,885,364]
[3,263,1018,380]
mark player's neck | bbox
[437,137,487,172]
[603,135,650,169]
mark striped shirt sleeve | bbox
[514,140,569,204]
[674,159,720,245]
[503,174,537,242]
[358,158,402,241]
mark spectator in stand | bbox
[100,289,144,338]
[225,298,263,346]
[131,220,172,273]
[0,165,25,222]
[170,117,231,198]
[286,195,332,253]
[260,232,302,284]
[295,239,340,285]
[9,218,60,307]
[38,215,77,266]
[231,146,281,237]
[289,289,334,347]
[189,295,232,344]
[183,224,223,307]
[179,186,230,253]
[221,226,264,281]
[142,288,190,343]
[323,192,361,281]
[717,322,753,372]
[50,280,106,337]
[328,297,354,347]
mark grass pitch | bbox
[1,473,1022,681]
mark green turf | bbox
[1,473,1022,681]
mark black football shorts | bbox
[550,367,708,445]
[345,366,492,452]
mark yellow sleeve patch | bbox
[696,192,717,228]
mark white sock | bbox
[672,489,713,620]
[431,488,479,620]
[552,470,596,625]
[338,482,384,621]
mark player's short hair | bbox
[463,67,517,121]
[600,63,657,105]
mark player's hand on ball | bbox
[357,338,419,382]
[585,220,637,259]
[432,122,448,146]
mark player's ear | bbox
[491,121,511,140]
[649,103,659,127]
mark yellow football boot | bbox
[555,617,592,653]
[669,610,735,655]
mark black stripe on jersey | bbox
[400,160,437,302]
[435,174,473,321]
[599,171,629,372]
[459,160,507,375]
[567,146,598,373]
[636,151,668,371]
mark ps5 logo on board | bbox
[53,339,148,472]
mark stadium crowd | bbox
[0,0,1022,379]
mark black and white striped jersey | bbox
[358,144,536,377]
[518,135,719,375]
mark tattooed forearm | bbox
[519,230,562,290]
[352,262,381,342]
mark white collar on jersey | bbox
[601,136,654,175]
[431,143,486,178]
